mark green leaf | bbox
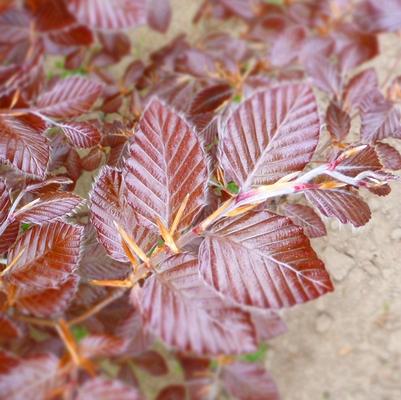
[21,223,31,232]
[239,342,268,363]
[210,359,219,371]
[226,181,239,194]
[232,94,242,104]
[71,325,89,342]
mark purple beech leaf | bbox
[218,0,256,20]
[115,308,154,356]
[0,353,61,400]
[132,350,169,376]
[60,121,101,149]
[0,178,11,226]
[36,77,103,119]
[79,334,125,359]
[124,99,208,232]
[0,222,19,255]
[68,0,147,30]
[332,145,383,177]
[0,8,30,44]
[76,377,141,400]
[132,253,258,355]
[199,210,333,309]
[14,192,83,225]
[189,83,233,115]
[156,385,186,400]
[250,310,287,342]
[219,84,320,189]
[4,221,83,290]
[343,68,378,111]
[222,362,279,400]
[306,188,371,227]
[326,102,351,141]
[304,56,341,97]
[375,142,401,170]
[147,0,171,33]
[282,203,327,238]
[176,354,211,399]
[79,227,131,280]
[360,92,401,143]
[270,25,306,67]
[0,115,49,178]
[0,314,22,341]
[355,0,401,33]
[15,274,79,318]
[90,166,156,263]
[48,25,94,47]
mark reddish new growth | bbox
[0,0,400,399]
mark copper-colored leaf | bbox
[282,203,327,238]
[0,222,19,255]
[375,142,401,170]
[14,192,82,225]
[343,68,378,111]
[222,362,279,400]
[68,0,147,30]
[79,334,125,359]
[326,102,351,141]
[250,310,287,342]
[304,56,341,97]
[355,0,401,33]
[79,227,131,280]
[147,0,171,33]
[60,121,101,149]
[81,147,103,171]
[0,178,11,227]
[48,25,94,47]
[218,0,256,20]
[176,355,211,400]
[0,353,61,400]
[76,377,140,400]
[219,84,320,189]
[156,385,186,400]
[90,166,156,262]
[133,253,258,355]
[189,83,233,115]
[115,308,153,356]
[15,274,79,317]
[306,188,371,227]
[0,314,22,341]
[132,350,168,376]
[0,115,49,178]
[0,8,30,44]
[199,211,333,309]
[360,92,401,143]
[124,99,208,231]
[332,145,382,177]
[36,77,103,119]
[270,25,306,67]
[4,221,83,289]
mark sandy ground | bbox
[89,3,401,399]
[268,35,401,400]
